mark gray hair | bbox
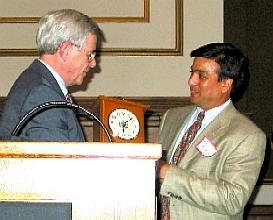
[36,9,99,55]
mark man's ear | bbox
[221,78,233,93]
[58,41,72,62]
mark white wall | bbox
[0,0,223,97]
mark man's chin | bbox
[190,95,199,104]
[72,80,83,86]
[76,76,86,85]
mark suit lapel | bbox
[180,104,236,165]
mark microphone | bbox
[11,101,112,143]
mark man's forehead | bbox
[192,57,219,72]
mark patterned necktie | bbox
[171,111,205,165]
[159,111,205,220]
[66,93,73,104]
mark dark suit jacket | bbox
[0,59,85,141]
[158,104,266,220]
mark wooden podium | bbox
[92,96,150,143]
[0,142,161,220]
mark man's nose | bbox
[89,58,96,68]
[188,72,199,86]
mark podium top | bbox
[0,142,162,159]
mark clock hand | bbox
[123,117,134,125]
[119,120,130,134]
[122,122,129,133]
[119,121,127,129]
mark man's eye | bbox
[199,72,208,79]
[190,70,208,79]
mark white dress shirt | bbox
[169,99,232,163]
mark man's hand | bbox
[157,159,170,183]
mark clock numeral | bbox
[110,115,117,119]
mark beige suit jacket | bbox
[158,104,266,220]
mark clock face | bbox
[108,108,140,140]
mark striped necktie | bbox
[160,111,205,220]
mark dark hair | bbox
[190,43,250,102]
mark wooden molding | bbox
[0,0,183,57]
[0,0,150,23]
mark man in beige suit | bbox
[157,43,266,220]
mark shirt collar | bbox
[197,99,232,126]
[38,59,68,96]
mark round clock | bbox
[108,108,140,140]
